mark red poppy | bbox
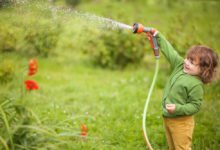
[80,124,87,136]
[80,131,87,136]
[28,59,38,76]
[24,80,39,90]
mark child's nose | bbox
[184,59,190,66]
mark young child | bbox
[153,31,219,150]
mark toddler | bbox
[154,32,219,150]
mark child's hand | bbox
[150,28,158,37]
[166,104,176,114]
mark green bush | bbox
[0,25,17,53]
[0,0,13,7]
[64,0,92,7]
[0,59,15,83]
[84,30,147,69]
[24,22,61,57]
[65,0,80,6]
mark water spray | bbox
[133,23,160,150]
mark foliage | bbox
[0,59,15,83]
[192,80,220,149]
[24,22,61,57]
[0,24,17,53]
[84,30,147,69]
[65,0,80,6]
[0,2,62,57]
[64,0,92,7]
[0,92,56,150]
[0,0,13,7]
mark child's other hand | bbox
[166,104,176,114]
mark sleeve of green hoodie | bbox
[156,32,183,68]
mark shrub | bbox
[0,59,15,83]
[65,0,80,7]
[64,0,91,7]
[0,0,13,7]
[24,22,61,57]
[0,25,17,53]
[84,29,147,69]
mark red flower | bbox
[24,80,39,90]
[80,124,87,136]
[28,59,38,76]
[81,131,87,136]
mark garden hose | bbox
[142,58,159,150]
[132,23,160,149]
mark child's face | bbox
[183,58,201,76]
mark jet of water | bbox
[47,5,132,31]
[4,1,133,31]
[76,12,133,30]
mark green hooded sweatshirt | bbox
[157,33,204,118]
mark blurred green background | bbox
[0,0,220,149]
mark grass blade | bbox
[0,106,14,150]
[0,136,9,150]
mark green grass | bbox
[1,52,219,149]
[33,57,166,149]
[1,53,168,149]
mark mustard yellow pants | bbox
[163,116,195,150]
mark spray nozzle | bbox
[133,23,160,58]
[133,23,152,33]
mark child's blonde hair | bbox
[186,45,219,84]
